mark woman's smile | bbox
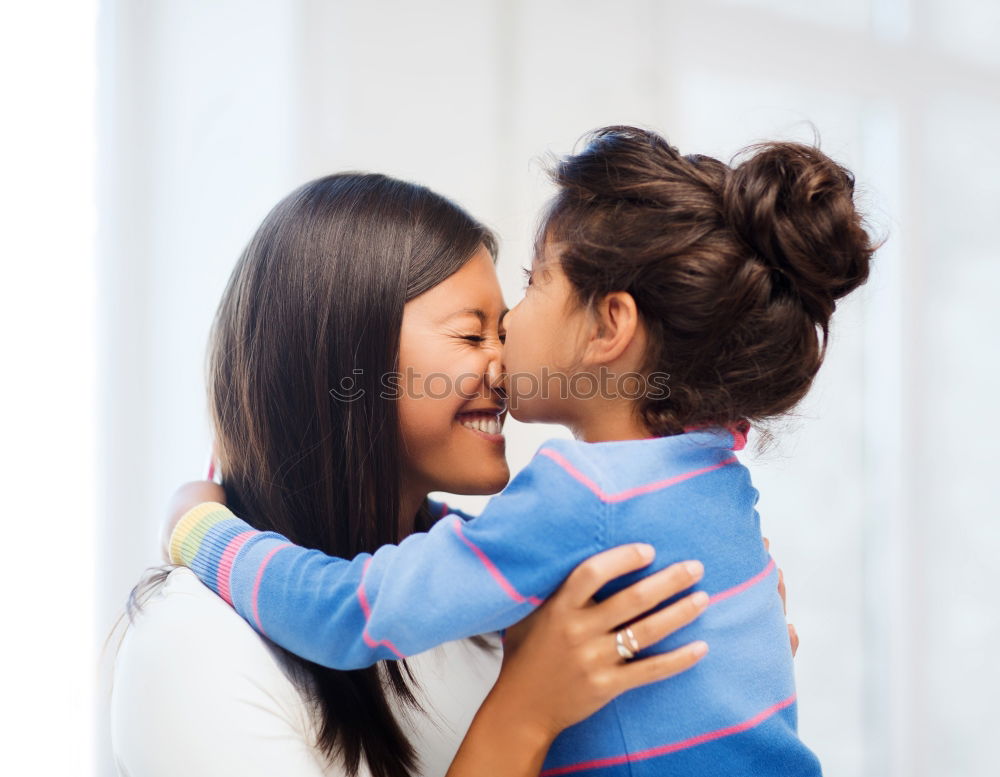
[456,407,507,444]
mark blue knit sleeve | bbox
[169,443,606,670]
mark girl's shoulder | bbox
[427,498,478,523]
[533,431,744,499]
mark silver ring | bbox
[615,627,641,660]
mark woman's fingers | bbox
[495,548,713,736]
[590,559,704,628]
[788,623,799,657]
[618,589,709,654]
[558,543,658,609]
[768,541,795,654]
[617,640,708,690]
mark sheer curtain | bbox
[2,3,98,776]
[95,1,999,775]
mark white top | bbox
[111,568,503,777]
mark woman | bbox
[111,173,788,777]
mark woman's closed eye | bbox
[461,333,506,346]
[452,331,499,345]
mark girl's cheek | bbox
[503,324,525,364]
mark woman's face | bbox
[397,246,510,500]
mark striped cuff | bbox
[169,502,290,609]
[169,502,240,569]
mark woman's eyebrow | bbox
[441,308,507,326]
[441,308,487,325]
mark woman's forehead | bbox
[406,249,506,322]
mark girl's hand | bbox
[489,544,709,742]
[160,480,227,562]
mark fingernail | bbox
[692,591,710,608]
[684,561,704,578]
[691,641,709,657]
[636,544,655,561]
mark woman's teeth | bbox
[459,415,502,435]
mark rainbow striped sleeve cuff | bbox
[170,502,235,566]
[169,502,265,603]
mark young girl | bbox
[170,126,873,775]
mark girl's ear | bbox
[582,291,641,366]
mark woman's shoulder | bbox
[111,568,333,777]
[114,566,310,704]
[116,567,292,678]
[122,566,263,640]
[111,568,503,777]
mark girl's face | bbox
[397,246,510,500]
[501,240,591,426]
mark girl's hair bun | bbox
[542,126,878,433]
[722,142,875,330]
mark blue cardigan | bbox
[170,428,821,776]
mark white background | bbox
[2,1,999,775]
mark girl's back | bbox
[540,428,816,776]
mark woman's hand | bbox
[160,480,227,562]
[497,544,708,738]
[764,536,799,657]
[445,544,708,777]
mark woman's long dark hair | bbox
[205,173,496,777]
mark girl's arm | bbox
[170,446,609,669]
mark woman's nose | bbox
[486,351,503,390]
[485,332,507,390]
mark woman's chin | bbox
[439,465,511,497]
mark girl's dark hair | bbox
[543,125,876,436]
[205,173,496,777]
